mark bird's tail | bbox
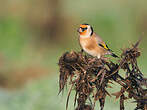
[111,53,119,58]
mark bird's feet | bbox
[80,49,84,53]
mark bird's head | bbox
[77,23,93,37]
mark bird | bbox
[77,23,118,59]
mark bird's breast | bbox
[79,37,97,50]
[79,36,106,57]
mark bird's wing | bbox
[98,43,111,51]
[95,33,112,51]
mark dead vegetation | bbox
[58,40,147,110]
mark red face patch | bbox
[80,24,87,28]
[79,24,88,35]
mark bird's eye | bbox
[82,27,87,31]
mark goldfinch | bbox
[77,23,118,59]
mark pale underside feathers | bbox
[78,24,118,58]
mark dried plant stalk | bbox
[58,40,147,110]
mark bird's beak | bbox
[77,28,82,33]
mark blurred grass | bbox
[0,0,146,110]
[0,75,137,110]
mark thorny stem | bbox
[58,40,147,110]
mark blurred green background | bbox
[0,0,146,110]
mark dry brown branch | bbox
[58,40,147,110]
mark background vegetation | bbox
[0,0,146,110]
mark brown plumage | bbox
[77,24,118,58]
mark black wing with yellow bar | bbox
[98,43,112,51]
